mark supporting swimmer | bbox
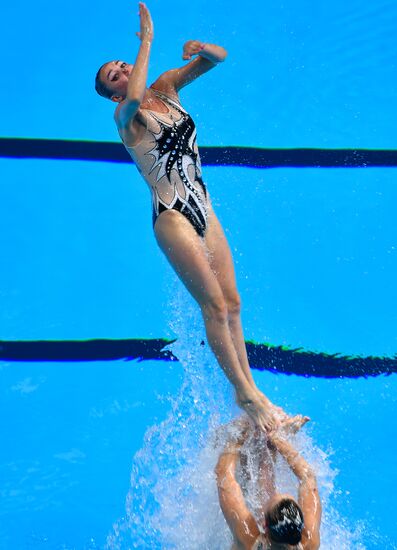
[215,416,322,549]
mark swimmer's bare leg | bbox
[204,209,257,390]
[154,211,277,431]
[204,207,289,422]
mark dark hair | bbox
[95,63,113,100]
[266,498,304,545]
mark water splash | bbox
[106,282,366,549]
[106,284,233,549]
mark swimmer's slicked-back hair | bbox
[266,498,304,545]
[95,63,113,100]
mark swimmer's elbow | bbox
[211,46,228,64]
[216,471,240,500]
[303,467,317,483]
[215,455,236,486]
[313,533,321,549]
[219,47,228,62]
[299,469,319,496]
[199,44,227,65]
[306,533,321,550]
[215,459,227,485]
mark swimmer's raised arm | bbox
[253,429,277,503]
[116,2,153,128]
[268,434,322,550]
[155,41,227,94]
[268,432,312,481]
[215,437,260,549]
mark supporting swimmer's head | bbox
[265,495,304,545]
[95,60,133,102]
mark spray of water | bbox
[106,281,366,549]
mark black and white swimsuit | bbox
[124,88,209,237]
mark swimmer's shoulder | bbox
[114,102,147,148]
[300,538,320,550]
[149,72,182,104]
[231,538,261,550]
[232,534,268,550]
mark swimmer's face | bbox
[100,60,133,102]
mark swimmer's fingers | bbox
[228,417,251,448]
[253,412,276,434]
[280,414,311,436]
[266,426,279,442]
[248,413,266,433]
[182,39,206,60]
[239,420,253,442]
[136,2,154,42]
[234,414,251,432]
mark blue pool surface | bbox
[1,0,397,548]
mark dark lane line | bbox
[1,138,397,168]
[1,339,396,379]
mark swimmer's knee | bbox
[201,295,228,324]
[225,291,241,319]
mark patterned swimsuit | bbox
[124,89,209,237]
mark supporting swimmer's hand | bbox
[182,40,206,60]
[136,2,154,42]
[267,415,310,445]
[278,414,310,435]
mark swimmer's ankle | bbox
[236,389,257,406]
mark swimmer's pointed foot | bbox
[236,393,278,432]
[254,390,290,423]
[269,402,290,422]
[279,414,310,436]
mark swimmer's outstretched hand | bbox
[182,40,206,60]
[269,415,310,441]
[136,2,154,42]
[280,414,310,434]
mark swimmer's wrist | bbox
[197,43,210,60]
[198,43,227,63]
[198,43,213,61]
[141,38,153,47]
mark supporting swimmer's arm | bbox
[268,433,311,481]
[254,430,276,506]
[268,434,322,550]
[298,474,321,550]
[116,2,153,128]
[216,444,260,550]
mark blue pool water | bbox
[1,0,397,548]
